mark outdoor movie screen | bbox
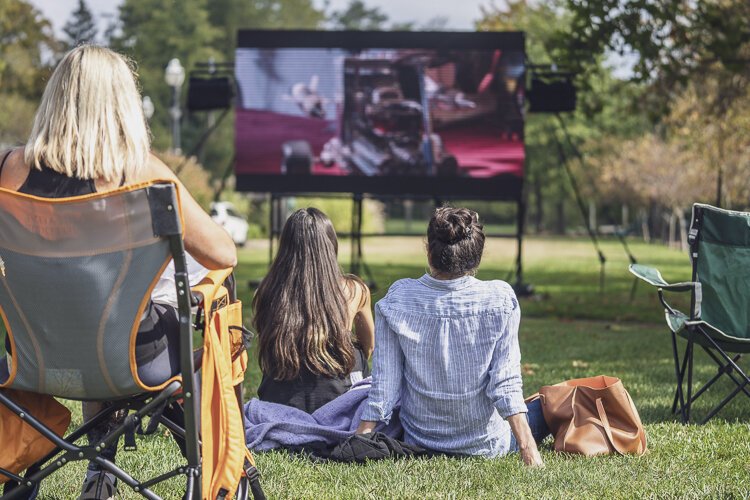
[234,31,525,198]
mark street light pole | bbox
[142,95,154,121]
[164,58,185,154]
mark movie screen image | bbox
[234,32,525,195]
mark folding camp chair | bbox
[0,180,264,499]
[630,203,750,424]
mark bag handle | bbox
[623,391,648,453]
[595,398,645,455]
[559,388,578,451]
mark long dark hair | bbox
[427,207,485,276]
[253,208,356,380]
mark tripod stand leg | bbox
[349,194,377,291]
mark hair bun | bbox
[433,207,476,244]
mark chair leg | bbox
[671,331,689,422]
[700,350,750,400]
[686,341,694,423]
[700,381,749,424]
[691,328,750,424]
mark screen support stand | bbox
[350,193,377,291]
[268,193,284,265]
[513,197,533,296]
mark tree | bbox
[111,0,221,152]
[207,0,325,57]
[478,0,650,234]
[0,0,58,146]
[557,0,750,116]
[63,0,97,48]
[330,0,388,30]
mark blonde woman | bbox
[0,45,236,499]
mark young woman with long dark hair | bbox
[356,207,548,465]
[253,208,374,413]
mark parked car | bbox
[210,201,249,247]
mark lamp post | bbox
[164,58,185,154]
[141,95,154,121]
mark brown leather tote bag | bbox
[534,375,647,456]
[0,389,71,483]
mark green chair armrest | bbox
[629,264,696,292]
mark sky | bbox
[29,0,636,78]
[30,0,488,37]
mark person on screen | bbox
[253,208,374,413]
[356,207,548,466]
[0,44,237,499]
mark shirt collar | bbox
[418,273,475,291]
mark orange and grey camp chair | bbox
[0,180,263,499]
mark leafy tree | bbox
[0,0,58,146]
[557,0,750,117]
[63,0,97,48]
[111,0,221,153]
[330,0,388,30]
[208,0,325,57]
[478,0,650,234]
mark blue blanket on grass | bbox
[244,378,401,451]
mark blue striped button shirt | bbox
[360,274,526,457]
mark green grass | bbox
[384,219,516,236]
[35,236,750,498]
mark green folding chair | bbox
[0,180,263,499]
[630,203,750,424]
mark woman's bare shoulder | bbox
[0,148,30,189]
[132,153,177,183]
[1,148,24,166]
[343,274,370,308]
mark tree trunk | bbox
[533,172,543,233]
[668,211,676,249]
[556,199,566,235]
[640,208,650,242]
[678,209,688,252]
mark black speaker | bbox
[186,76,234,111]
[527,76,576,113]
[281,140,313,175]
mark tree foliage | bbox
[0,0,58,146]
[208,0,324,56]
[558,0,750,115]
[479,0,650,233]
[554,1,750,215]
[63,0,97,48]
[329,0,389,30]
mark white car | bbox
[210,201,249,247]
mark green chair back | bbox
[691,203,750,340]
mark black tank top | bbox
[19,164,97,197]
[0,150,103,197]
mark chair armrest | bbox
[629,264,696,292]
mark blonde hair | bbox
[24,45,150,183]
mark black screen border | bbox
[234,30,525,199]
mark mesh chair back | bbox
[690,203,750,340]
[0,181,180,399]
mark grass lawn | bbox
[35,236,750,498]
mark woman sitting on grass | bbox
[253,208,374,413]
[356,207,548,465]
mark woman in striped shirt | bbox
[356,207,548,465]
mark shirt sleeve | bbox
[485,292,527,418]
[360,302,404,424]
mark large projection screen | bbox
[235,30,525,199]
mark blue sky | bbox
[30,0,489,36]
